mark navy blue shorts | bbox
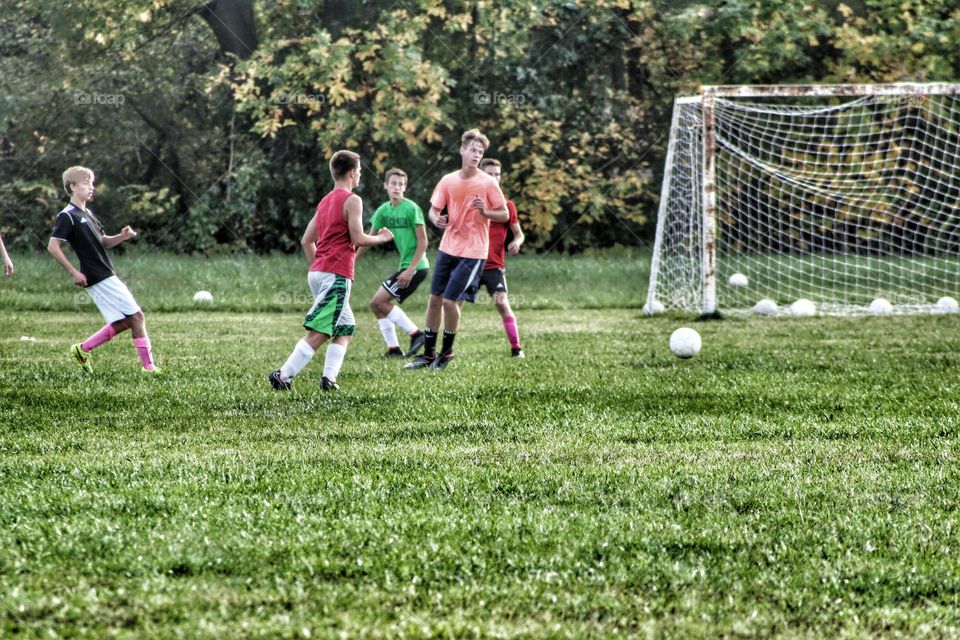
[430,251,485,302]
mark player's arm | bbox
[507,220,525,255]
[346,195,393,247]
[300,216,318,263]
[102,226,137,248]
[46,238,86,286]
[0,232,12,277]
[427,206,448,228]
[355,224,382,261]
[397,224,428,288]
[472,196,509,223]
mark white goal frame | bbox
[647,82,960,316]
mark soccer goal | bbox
[645,83,960,316]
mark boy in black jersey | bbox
[47,166,159,374]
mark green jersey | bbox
[370,198,429,270]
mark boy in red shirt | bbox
[269,150,393,391]
[479,158,525,358]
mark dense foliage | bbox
[2,0,959,253]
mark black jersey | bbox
[50,204,115,287]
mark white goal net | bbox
[646,83,960,316]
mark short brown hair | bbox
[62,166,94,196]
[479,158,501,170]
[384,168,407,184]
[460,129,490,150]
[329,150,360,180]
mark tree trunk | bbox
[200,0,258,59]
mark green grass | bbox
[2,253,960,638]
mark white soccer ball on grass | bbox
[752,298,778,317]
[868,298,892,315]
[728,272,749,287]
[936,296,959,313]
[193,290,214,303]
[669,327,701,359]
[790,298,817,317]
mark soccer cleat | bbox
[511,347,525,359]
[431,351,455,370]
[70,343,93,373]
[384,347,405,358]
[268,370,292,390]
[321,376,340,391]
[404,331,426,357]
[141,366,163,376]
[404,355,435,370]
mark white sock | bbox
[323,343,347,381]
[387,305,418,334]
[378,318,400,348]
[280,339,315,381]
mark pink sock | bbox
[132,337,155,370]
[503,316,521,349]
[81,324,117,352]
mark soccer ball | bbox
[193,290,214,303]
[790,298,817,317]
[868,298,892,315]
[644,300,665,315]
[752,298,778,317]
[728,272,749,287]
[669,327,701,359]
[936,296,959,313]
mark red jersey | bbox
[309,188,356,279]
[485,199,519,270]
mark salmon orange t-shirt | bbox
[431,170,506,260]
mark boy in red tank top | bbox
[268,150,393,392]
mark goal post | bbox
[646,82,960,316]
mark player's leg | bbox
[489,270,522,357]
[270,272,339,389]
[371,282,402,357]
[432,257,484,370]
[407,255,453,369]
[124,310,159,372]
[73,276,144,373]
[494,291,523,357]
[320,287,356,390]
[391,269,429,356]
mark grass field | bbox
[2,253,960,638]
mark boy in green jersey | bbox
[357,168,428,357]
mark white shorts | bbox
[87,275,141,324]
[304,271,355,336]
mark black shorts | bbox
[430,251,485,302]
[479,268,508,297]
[382,268,429,304]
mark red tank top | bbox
[309,188,356,279]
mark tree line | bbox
[1,0,958,254]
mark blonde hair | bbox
[460,129,490,151]
[329,150,360,180]
[479,158,501,170]
[62,166,94,196]
[384,168,408,184]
